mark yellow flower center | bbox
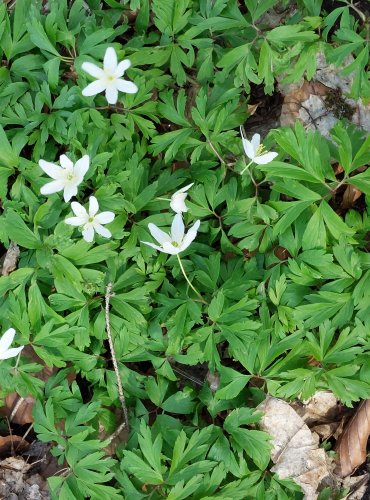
[171,241,179,247]
[256,144,266,156]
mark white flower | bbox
[170,183,194,214]
[81,47,138,105]
[65,196,115,243]
[142,213,200,255]
[240,127,278,165]
[0,328,24,360]
[39,154,90,202]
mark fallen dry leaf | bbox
[247,103,260,116]
[0,346,55,425]
[343,473,369,500]
[341,185,363,210]
[279,52,370,137]
[258,396,337,499]
[1,242,20,276]
[335,400,370,477]
[0,456,50,499]
[301,391,340,425]
[0,435,29,457]
[280,80,328,128]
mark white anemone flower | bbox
[142,214,200,255]
[65,196,115,243]
[39,154,90,202]
[0,328,24,360]
[170,183,194,214]
[81,47,138,105]
[240,127,278,165]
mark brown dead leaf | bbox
[247,103,260,116]
[280,80,328,127]
[279,52,370,136]
[274,246,291,261]
[258,397,337,499]
[341,185,363,210]
[1,242,20,276]
[302,391,340,425]
[0,435,29,457]
[0,456,50,499]
[0,346,56,425]
[344,474,370,500]
[335,400,370,477]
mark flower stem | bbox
[177,254,206,303]
[240,160,254,175]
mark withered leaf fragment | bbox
[1,242,20,276]
[335,400,370,477]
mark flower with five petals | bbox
[240,126,278,165]
[65,196,115,243]
[81,47,138,105]
[39,154,90,202]
[142,213,200,255]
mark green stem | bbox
[177,254,206,303]
[240,160,254,175]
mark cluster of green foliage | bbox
[0,0,369,498]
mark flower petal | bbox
[251,133,261,152]
[148,223,172,245]
[59,154,74,171]
[176,183,194,194]
[40,179,65,195]
[116,79,138,94]
[81,62,105,79]
[241,137,255,160]
[82,80,106,97]
[171,214,185,244]
[0,345,24,360]
[63,184,78,202]
[74,155,90,180]
[0,328,16,355]
[104,47,118,72]
[170,193,187,214]
[95,211,115,224]
[94,224,111,238]
[39,160,63,179]
[65,216,84,226]
[105,86,118,104]
[180,219,200,252]
[141,241,166,253]
[115,59,131,77]
[89,196,99,217]
[82,224,95,243]
[71,201,88,219]
[253,151,278,165]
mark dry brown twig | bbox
[105,283,129,432]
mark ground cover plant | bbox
[0,0,370,498]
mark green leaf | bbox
[5,210,41,249]
[0,125,18,168]
[27,17,60,57]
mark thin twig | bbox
[208,140,225,164]
[105,283,129,432]
[9,397,24,422]
[107,421,127,443]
